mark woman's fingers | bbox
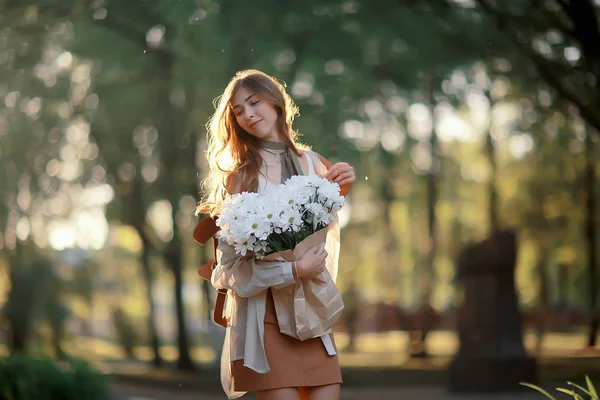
[320,250,328,261]
[328,168,355,187]
[337,177,355,186]
[326,163,351,181]
[312,244,323,255]
[315,262,327,284]
[332,171,355,184]
[326,166,345,181]
[324,164,341,180]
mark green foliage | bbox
[521,375,599,400]
[0,355,112,400]
[2,255,69,353]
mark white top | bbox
[211,150,340,399]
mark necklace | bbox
[262,148,282,164]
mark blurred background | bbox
[0,0,599,398]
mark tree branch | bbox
[92,14,148,50]
[554,0,570,15]
[474,0,600,133]
[529,53,600,130]
[539,7,578,43]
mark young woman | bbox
[196,69,356,400]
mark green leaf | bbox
[567,381,593,398]
[555,388,584,400]
[586,375,599,400]
[520,382,558,400]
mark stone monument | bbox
[448,230,538,392]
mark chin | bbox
[246,126,276,141]
[254,131,272,140]
[248,131,266,140]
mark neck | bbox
[263,128,286,144]
[259,140,288,150]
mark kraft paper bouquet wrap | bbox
[216,175,345,341]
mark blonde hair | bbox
[196,69,308,216]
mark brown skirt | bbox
[231,289,342,392]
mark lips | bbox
[248,119,262,129]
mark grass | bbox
[94,329,599,392]
[3,329,591,367]
[1,329,597,384]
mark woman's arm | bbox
[211,239,297,298]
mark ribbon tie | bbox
[259,140,304,183]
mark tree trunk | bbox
[50,321,66,360]
[141,239,163,367]
[166,249,194,370]
[484,123,499,233]
[535,242,550,355]
[381,163,399,290]
[131,177,163,367]
[6,247,31,354]
[197,242,214,325]
[557,263,570,331]
[10,326,27,354]
[585,127,598,347]
[150,44,194,370]
[413,84,439,358]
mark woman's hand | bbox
[325,162,356,187]
[296,244,328,284]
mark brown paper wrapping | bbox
[263,227,345,341]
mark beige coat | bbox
[210,150,341,399]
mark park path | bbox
[112,381,553,400]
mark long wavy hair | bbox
[196,69,308,216]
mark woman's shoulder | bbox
[302,148,327,175]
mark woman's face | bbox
[231,86,281,142]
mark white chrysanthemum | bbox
[282,177,313,204]
[234,235,256,256]
[317,181,341,200]
[252,240,269,257]
[304,202,330,228]
[327,194,345,211]
[286,174,323,188]
[218,192,262,247]
[323,197,344,211]
[217,196,239,226]
[305,202,327,219]
[237,192,261,215]
[243,213,272,240]
[273,184,299,208]
[277,207,304,232]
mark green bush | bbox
[0,355,113,400]
[521,375,599,400]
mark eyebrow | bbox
[232,93,256,110]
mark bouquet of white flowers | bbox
[215,175,346,341]
[215,175,345,259]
